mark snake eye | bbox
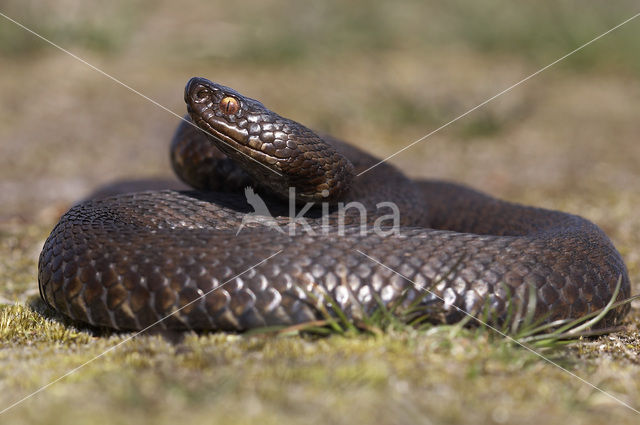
[220,96,240,115]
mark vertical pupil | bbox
[221,97,237,114]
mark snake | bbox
[37,77,630,331]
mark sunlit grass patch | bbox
[0,302,91,345]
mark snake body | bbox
[38,77,630,331]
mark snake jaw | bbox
[184,77,354,202]
[185,77,285,183]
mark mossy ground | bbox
[1,1,640,424]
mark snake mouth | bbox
[184,77,282,172]
[183,77,355,202]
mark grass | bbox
[250,274,634,353]
[0,296,636,425]
[0,1,143,56]
[1,0,640,424]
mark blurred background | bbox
[1,0,639,302]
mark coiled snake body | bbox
[38,78,630,331]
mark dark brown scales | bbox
[37,78,630,330]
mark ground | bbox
[1,1,640,424]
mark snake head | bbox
[184,77,354,203]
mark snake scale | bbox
[38,77,630,331]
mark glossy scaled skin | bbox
[38,78,630,331]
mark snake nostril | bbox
[194,87,211,103]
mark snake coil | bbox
[38,77,630,331]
